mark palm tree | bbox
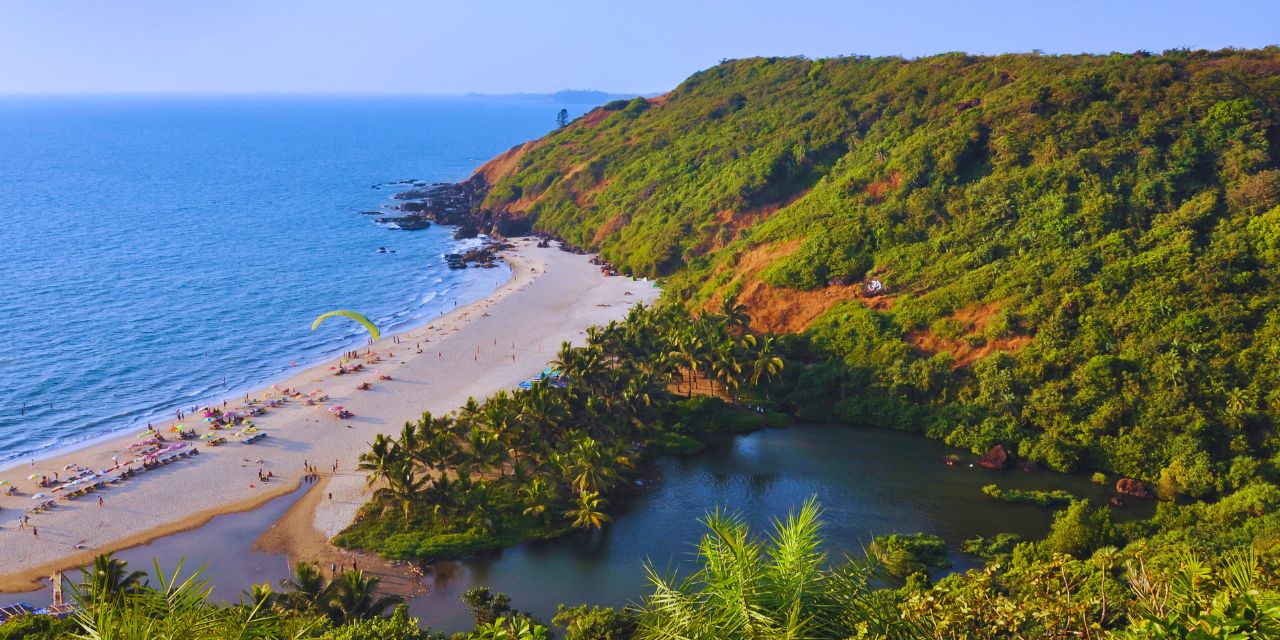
[424,474,460,522]
[520,477,557,525]
[670,334,706,396]
[240,583,275,610]
[278,560,328,614]
[718,295,751,334]
[565,434,621,496]
[565,490,610,530]
[423,430,463,472]
[466,482,501,534]
[72,560,305,640]
[358,433,401,488]
[374,461,427,518]
[469,429,509,477]
[750,335,785,397]
[78,552,149,604]
[636,499,916,640]
[321,569,403,625]
[469,616,552,639]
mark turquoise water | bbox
[0,96,583,465]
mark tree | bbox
[565,490,610,530]
[520,477,558,525]
[749,335,785,394]
[557,108,569,129]
[553,604,637,640]
[358,434,401,488]
[466,617,551,640]
[278,561,329,615]
[1042,500,1118,559]
[462,587,513,626]
[71,560,311,640]
[77,553,149,604]
[322,570,403,625]
[374,462,428,518]
[318,604,442,640]
[636,499,916,640]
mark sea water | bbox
[0,96,584,465]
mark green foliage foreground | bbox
[8,492,1277,639]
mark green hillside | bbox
[471,49,1280,492]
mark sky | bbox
[0,0,1276,95]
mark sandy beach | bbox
[0,239,660,591]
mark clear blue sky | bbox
[1,0,1275,95]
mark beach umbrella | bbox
[63,463,76,470]
[31,493,47,500]
[27,474,41,480]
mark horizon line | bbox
[0,89,658,98]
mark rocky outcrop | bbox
[386,178,536,238]
[375,216,431,230]
[1115,478,1154,499]
[977,445,1011,470]
[444,243,511,269]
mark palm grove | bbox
[336,301,784,559]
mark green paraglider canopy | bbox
[311,309,380,342]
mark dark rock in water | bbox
[1115,478,1154,499]
[359,210,381,215]
[375,216,431,230]
[453,225,480,240]
[977,444,1011,470]
[400,202,429,213]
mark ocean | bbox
[0,95,582,465]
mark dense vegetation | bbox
[474,48,1280,494]
[8,493,1278,639]
[335,302,785,559]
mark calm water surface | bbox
[0,96,589,465]
[0,424,1152,633]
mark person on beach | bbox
[32,527,37,538]
[98,496,103,507]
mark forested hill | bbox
[466,49,1280,492]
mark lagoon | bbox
[0,422,1148,633]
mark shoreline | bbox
[0,239,661,592]
[0,247,507,476]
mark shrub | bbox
[868,533,949,578]
[1042,500,1117,558]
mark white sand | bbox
[0,240,660,590]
